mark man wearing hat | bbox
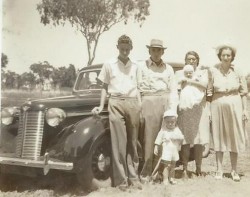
[92,35,142,189]
[138,39,178,182]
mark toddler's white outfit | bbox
[155,127,184,161]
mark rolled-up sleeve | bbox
[168,67,179,111]
[98,63,110,84]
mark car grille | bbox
[15,110,45,160]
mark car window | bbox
[75,71,102,90]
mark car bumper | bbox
[0,155,73,174]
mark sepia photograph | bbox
[1,0,250,196]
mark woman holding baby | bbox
[177,51,211,178]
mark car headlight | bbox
[1,107,18,125]
[45,108,66,127]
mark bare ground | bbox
[1,128,249,197]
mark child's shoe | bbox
[169,178,177,185]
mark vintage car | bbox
[0,62,209,190]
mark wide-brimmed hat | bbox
[215,44,237,55]
[163,110,178,118]
[146,39,167,49]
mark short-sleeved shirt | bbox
[155,127,184,161]
[138,59,178,109]
[211,64,248,95]
[98,57,139,97]
[138,59,177,93]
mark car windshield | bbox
[74,70,102,91]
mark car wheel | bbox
[77,135,112,191]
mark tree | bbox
[52,64,76,88]
[1,53,8,68]
[37,0,150,66]
[20,72,36,88]
[52,66,67,88]
[3,71,20,89]
[64,64,76,87]
[30,61,54,84]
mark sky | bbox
[2,0,250,74]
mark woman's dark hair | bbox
[185,51,200,65]
[217,46,235,62]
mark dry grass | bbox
[1,88,72,107]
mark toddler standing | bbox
[153,110,184,185]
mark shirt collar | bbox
[148,58,165,67]
[217,63,235,75]
[110,57,132,64]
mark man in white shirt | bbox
[92,35,141,189]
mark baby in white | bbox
[178,65,204,110]
[154,110,184,185]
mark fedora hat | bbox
[146,39,167,49]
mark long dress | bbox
[210,64,248,153]
[177,67,210,145]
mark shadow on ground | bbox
[0,171,89,196]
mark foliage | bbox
[1,53,8,68]
[64,64,76,87]
[2,70,19,89]
[37,0,150,66]
[20,72,36,87]
[30,61,54,84]
[2,61,77,90]
[52,64,77,88]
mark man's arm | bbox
[168,67,179,111]
[92,83,108,115]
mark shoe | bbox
[182,170,189,180]
[163,179,169,186]
[117,183,128,191]
[140,176,150,184]
[196,169,202,177]
[215,171,223,180]
[169,178,177,185]
[151,172,163,183]
[129,180,143,190]
[231,171,240,182]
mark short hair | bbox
[217,46,235,62]
[185,51,200,65]
[117,35,133,46]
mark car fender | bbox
[48,115,110,163]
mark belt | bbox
[110,95,138,100]
[213,90,239,96]
[141,91,169,96]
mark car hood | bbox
[23,91,102,110]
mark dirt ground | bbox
[1,128,249,197]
